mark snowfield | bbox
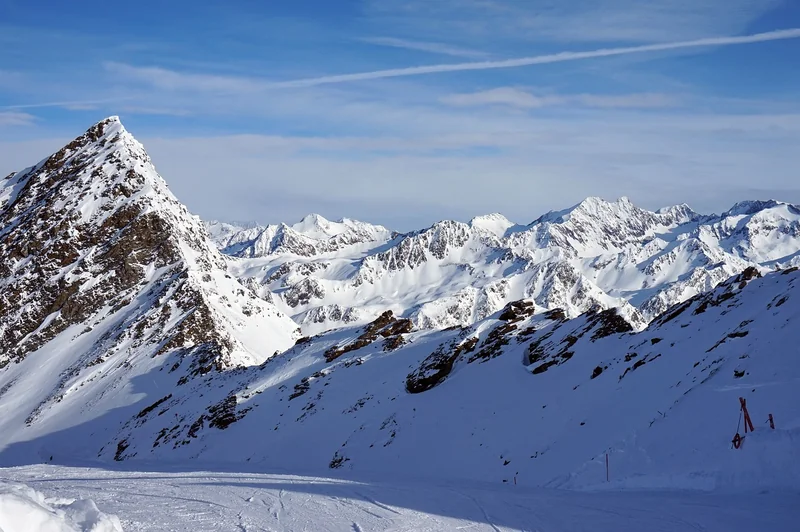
[1,465,797,532]
[0,478,122,532]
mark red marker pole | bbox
[606,453,609,482]
[740,397,755,433]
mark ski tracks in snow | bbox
[2,465,797,531]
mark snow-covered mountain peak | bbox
[207,212,394,259]
[0,118,299,382]
[289,213,390,241]
[292,213,337,238]
[723,199,783,217]
[532,196,634,226]
[469,213,515,237]
[655,202,698,222]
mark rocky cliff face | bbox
[0,117,299,380]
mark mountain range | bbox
[0,117,797,490]
[207,186,800,336]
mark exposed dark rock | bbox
[543,308,567,322]
[136,394,173,419]
[498,300,535,322]
[588,309,633,340]
[114,439,129,461]
[468,323,515,363]
[207,395,250,430]
[383,335,406,351]
[325,311,413,362]
[406,336,478,394]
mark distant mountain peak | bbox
[469,213,515,237]
[723,199,782,217]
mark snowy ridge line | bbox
[209,194,800,336]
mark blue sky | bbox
[1,0,799,230]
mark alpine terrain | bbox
[1,118,798,531]
[207,193,800,335]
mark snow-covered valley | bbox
[1,118,799,530]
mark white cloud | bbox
[0,97,133,111]
[572,93,678,108]
[103,62,265,93]
[441,88,554,108]
[362,36,489,58]
[2,105,798,230]
[125,109,800,230]
[364,0,785,43]
[440,88,679,109]
[0,111,36,127]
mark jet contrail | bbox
[2,27,799,111]
[0,97,136,111]
[266,28,800,88]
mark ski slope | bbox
[0,478,122,532]
[2,464,797,532]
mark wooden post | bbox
[768,414,775,430]
[739,397,755,433]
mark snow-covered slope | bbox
[209,197,800,335]
[0,480,122,532]
[0,117,299,458]
[3,259,797,490]
[124,265,795,489]
[0,118,798,496]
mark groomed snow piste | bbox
[0,480,122,532]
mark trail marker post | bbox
[739,397,755,433]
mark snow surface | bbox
[1,465,797,532]
[0,480,122,532]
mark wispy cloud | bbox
[0,97,134,111]
[0,111,36,126]
[364,0,784,44]
[264,28,800,88]
[133,107,800,229]
[361,36,489,58]
[441,88,679,109]
[109,28,800,92]
[104,62,264,93]
[2,26,794,117]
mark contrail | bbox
[266,28,800,88]
[3,27,800,111]
[0,97,135,111]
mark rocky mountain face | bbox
[209,197,800,336]
[0,118,299,448]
